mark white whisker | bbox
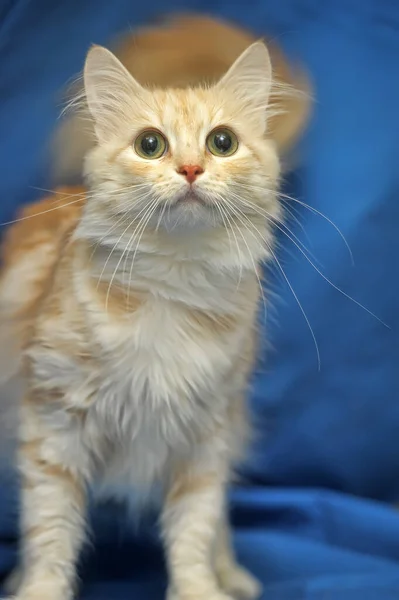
[235,182,354,265]
[220,199,268,322]
[213,195,243,291]
[229,191,319,265]
[104,198,159,312]
[155,201,168,232]
[223,198,320,370]
[96,193,155,291]
[126,199,160,305]
[278,191,354,266]
[233,192,388,329]
[0,195,85,227]
[230,181,308,238]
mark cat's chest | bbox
[86,302,237,494]
[94,298,238,407]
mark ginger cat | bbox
[53,14,310,184]
[1,36,289,600]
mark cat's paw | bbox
[2,593,70,600]
[218,564,262,600]
[166,587,234,600]
[3,582,72,600]
[2,596,50,600]
[2,596,44,600]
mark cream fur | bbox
[0,42,281,600]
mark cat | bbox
[52,13,310,185]
[1,39,285,600]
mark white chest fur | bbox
[30,244,257,505]
[89,286,248,492]
[69,293,247,501]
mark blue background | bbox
[0,0,399,598]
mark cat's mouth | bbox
[155,188,217,232]
[175,189,207,206]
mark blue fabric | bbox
[1,0,399,598]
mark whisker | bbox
[155,200,168,232]
[88,211,134,262]
[220,199,268,322]
[30,186,87,197]
[126,199,160,305]
[229,192,319,265]
[105,198,159,312]
[89,189,156,260]
[223,198,320,369]
[268,243,321,370]
[96,194,155,291]
[123,198,160,285]
[0,182,154,228]
[213,195,243,290]
[278,191,354,266]
[234,182,354,265]
[121,196,160,289]
[213,198,233,253]
[230,181,305,231]
[98,220,137,294]
[0,196,86,227]
[228,188,387,327]
[277,229,390,329]
[231,195,389,331]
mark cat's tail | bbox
[50,13,311,185]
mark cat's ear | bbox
[84,45,145,142]
[217,41,272,131]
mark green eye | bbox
[206,128,238,157]
[134,130,167,159]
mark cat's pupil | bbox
[214,132,232,153]
[141,135,158,155]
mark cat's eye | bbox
[206,128,238,157]
[134,130,167,159]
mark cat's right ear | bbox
[84,45,145,143]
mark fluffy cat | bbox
[52,13,310,184]
[1,40,283,600]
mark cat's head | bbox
[82,41,281,234]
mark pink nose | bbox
[177,164,204,184]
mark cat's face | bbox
[83,42,280,232]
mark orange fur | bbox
[116,14,311,153]
[1,40,282,600]
[1,187,84,269]
[52,14,310,183]
[0,188,86,379]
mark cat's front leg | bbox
[214,512,262,600]
[8,400,88,600]
[162,438,233,600]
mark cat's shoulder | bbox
[0,186,85,324]
[0,187,86,380]
[1,186,85,270]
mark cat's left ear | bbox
[84,45,146,143]
[217,41,272,132]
